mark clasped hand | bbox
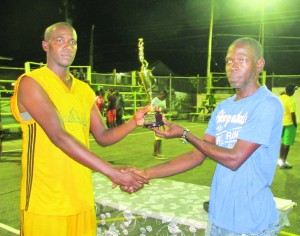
[110,119,184,194]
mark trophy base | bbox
[144,113,164,128]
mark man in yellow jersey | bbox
[10,22,149,236]
[278,83,298,169]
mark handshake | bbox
[111,166,150,194]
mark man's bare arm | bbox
[144,149,206,180]
[89,104,150,147]
[291,112,297,127]
[18,76,148,189]
[188,133,260,171]
[154,120,260,171]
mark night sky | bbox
[1,0,300,76]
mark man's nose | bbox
[64,42,74,49]
[230,61,239,70]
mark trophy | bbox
[138,38,164,128]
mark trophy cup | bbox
[138,38,164,128]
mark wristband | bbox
[180,129,190,144]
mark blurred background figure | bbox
[95,88,106,116]
[115,89,125,126]
[151,90,168,159]
[205,93,217,113]
[71,68,79,78]
[278,83,298,169]
[78,68,86,81]
[106,88,117,128]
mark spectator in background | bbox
[278,83,298,169]
[206,93,217,113]
[115,89,125,126]
[71,68,78,77]
[151,90,168,159]
[96,88,106,116]
[78,68,86,81]
[106,88,117,128]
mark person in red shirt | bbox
[96,88,106,115]
[106,88,117,128]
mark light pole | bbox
[259,0,265,55]
[89,25,95,72]
[206,0,268,88]
[259,1,266,85]
[206,0,214,94]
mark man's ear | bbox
[256,58,265,72]
[42,41,48,52]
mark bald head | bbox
[44,22,76,41]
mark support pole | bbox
[206,0,214,94]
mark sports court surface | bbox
[0,120,299,235]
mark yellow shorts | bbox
[20,208,96,236]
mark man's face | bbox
[43,25,77,68]
[225,43,263,89]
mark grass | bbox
[0,120,299,235]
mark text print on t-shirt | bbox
[215,109,248,148]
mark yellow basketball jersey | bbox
[11,66,95,215]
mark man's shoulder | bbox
[27,66,48,76]
[257,86,281,104]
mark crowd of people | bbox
[10,21,297,236]
[95,87,125,128]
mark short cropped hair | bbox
[229,37,264,60]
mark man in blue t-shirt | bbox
[129,38,283,235]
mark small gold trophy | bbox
[138,38,164,128]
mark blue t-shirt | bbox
[205,86,283,234]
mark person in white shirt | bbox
[151,90,168,159]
